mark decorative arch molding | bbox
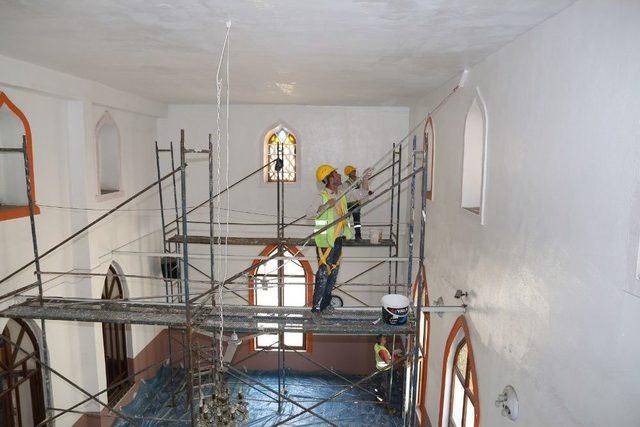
[438,315,480,427]
[424,116,435,200]
[0,91,40,221]
[95,111,123,198]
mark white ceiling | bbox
[0,0,574,105]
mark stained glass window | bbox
[265,126,296,182]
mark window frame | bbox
[263,125,297,183]
[248,244,313,352]
[0,91,40,222]
[438,316,480,427]
[0,318,46,426]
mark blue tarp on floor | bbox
[114,365,403,426]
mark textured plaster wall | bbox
[408,1,640,426]
[0,54,166,425]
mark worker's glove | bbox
[362,167,373,179]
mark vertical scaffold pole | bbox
[388,143,396,294]
[408,132,429,426]
[155,141,177,406]
[402,135,418,425]
[405,135,418,292]
[179,130,196,426]
[275,130,286,413]
[169,141,182,302]
[394,144,402,289]
[21,137,53,421]
[155,141,169,297]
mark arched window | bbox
[249,245,313,350]
[412,264,430,421]
[439,316,479,427]
[461,94,487,219]
[264,125,297,183]
[0,92,39,222]
[0,319,46,426]
[96,112,122,196]
[101,266,132,404]
[424,116,435,200]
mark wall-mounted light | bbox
[495,385,518,421]
[454,290,468,299]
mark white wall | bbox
[0,54,166,425]
[157,104,410,306]
[408,1,640,426]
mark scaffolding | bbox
[0,119,466,425]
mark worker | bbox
[310,164,354,318]
[374,334,400,414]
[343,165,373,240]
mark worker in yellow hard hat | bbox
[309,164,354,318]
[343,165,373,240]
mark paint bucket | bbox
[381,294,410,325]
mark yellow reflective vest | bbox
[314,189,353,248]
[374,343,391,371]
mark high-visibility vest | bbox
[374,343,391,371]
[314,189,353,248]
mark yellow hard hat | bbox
[316,164,336,182]
[344,165,356,176]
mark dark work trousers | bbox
[312,237,344,312]
[377,369,390,403]
[347,202,362,239]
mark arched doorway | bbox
[101,266,132,404]
[0,318,46,426]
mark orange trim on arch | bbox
[0,91,40,222]
[247,244,314,353]
[424,115,435,201]
[410,263,431,425]
[437,316,480,427]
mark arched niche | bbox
[0,92,39,221]
[95,111,122,196]
[461,91,488,222]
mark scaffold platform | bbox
[0,298,414,335]
[167,235,395,247]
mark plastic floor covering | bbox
[113,364,404,426]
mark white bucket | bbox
[380,294,410,325]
